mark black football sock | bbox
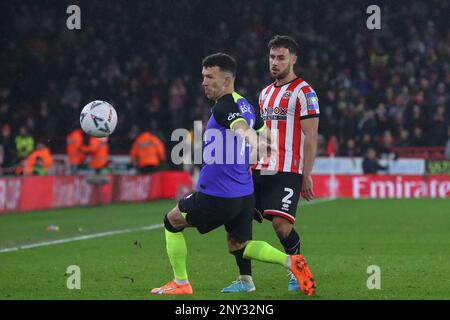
[279,228,300,255]
[231,248,252,276]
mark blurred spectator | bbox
[318,106,337,139]
[302,58,321,88]
[395,129,411,147]
[326,135,338,157]
[15,126,34,160]
[316,134,326,156]
[362,148,387,174]
[83,137,109,174]
[429,105,448,146]
[369,48,389,86]
[360,134,377,155]
[66,128,86,175]
[375,103,391,134]
[168,77,187,130]
[378,130,395,157]
[129,130,166,174]
[62,77,82,106]
[358,109,377,137]
[0,124,16,174]
[0,0,448,159]
[445,127,450,160]
[339,107,359,146]
[410,126,426,147]
[143,96,164,127]
[127,124,140,143]
[23,141,53,176]
[341,138,359,158]
[406,105,427,130]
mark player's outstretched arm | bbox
[300,117,319,201]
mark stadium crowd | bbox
[1,0,449,174]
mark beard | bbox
[272,66,290,80]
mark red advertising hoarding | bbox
[0,171,193,214]
[1,173,449,214]
[314,175,450,199]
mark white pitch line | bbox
[0,197,337,254]
[0,224,164,254]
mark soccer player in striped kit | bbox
[222,35,319,293]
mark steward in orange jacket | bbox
[23,142,53,176]
[66,129,86,174]
[83,137,109,172]
[129,132,165,174]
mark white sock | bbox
[238,275,253,283]
[286,256,292,270]
[175,278,189,285]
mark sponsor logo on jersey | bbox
[227,112,241,121]
[261,106,288,117]
[239,103,251,114]
[261,106,288,121]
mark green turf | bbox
[0,199,449,299]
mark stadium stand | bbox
[0,0,449,174]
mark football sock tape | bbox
[280,228,300,255]
[163,214,184,233]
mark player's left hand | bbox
[301,175,315,201]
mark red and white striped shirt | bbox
[255,77,319,174]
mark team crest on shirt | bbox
[283,91,292,99]
[306,92,319,110]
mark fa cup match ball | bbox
[80,100,118,137]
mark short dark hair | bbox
[202,53,237,77]
[268,35,299,55]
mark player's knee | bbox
[227,236,248,252]
[228,242,248,252]
[272,217,292,239]
[164,213,184,233]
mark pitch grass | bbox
[0,199,449,300]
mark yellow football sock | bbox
[243,240,288,267]
[165,229,188,281]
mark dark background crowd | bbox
[1,0,449,169]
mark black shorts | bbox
[178,191,254,242]
[253,170,303,224]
